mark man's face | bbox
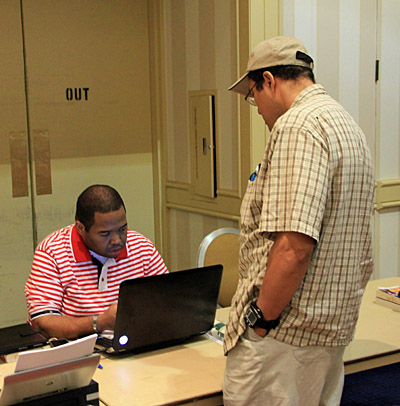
[77,206,128,258]
[249,76,280,131]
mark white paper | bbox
[99,329,114,340]
[204,321,225,345]
[14,334,97,372]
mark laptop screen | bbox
[111,265,223,353]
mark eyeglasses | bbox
[244,82,258,106]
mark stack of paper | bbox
[375,286,400,312]
[15,333,97,372]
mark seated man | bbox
[25,184,168,339]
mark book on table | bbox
[375,286,400,311]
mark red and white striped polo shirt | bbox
[25,224,168,320]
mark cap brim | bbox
[228,72,249,96]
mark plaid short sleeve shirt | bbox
[223,84,374,354]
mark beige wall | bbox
[160,0,400,278]
[164,0,239,190]
[2,0,399,327]
[0,0,156,327]
[162,0,246,269]
[279,0,400,279]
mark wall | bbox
[279,0,400,279]
[0,0,156,326]
[376,0,400,278]
[162,0,245,271]
[160,0,400,279]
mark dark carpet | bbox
[341,362,400,405]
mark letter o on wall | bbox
[66,88,73,101]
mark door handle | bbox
[32,129,52,195]
[9,129,52,197]
[9,131,29,197]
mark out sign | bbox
[66,87,89,101]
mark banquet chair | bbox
[197,227,240,307]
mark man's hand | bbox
[96,303,117,332]
[32,303,118,339]
[254,327,268,337]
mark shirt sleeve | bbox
[145,244,169,276]
[25,249,64,320]
[259,125,329,241]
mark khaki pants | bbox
[223,327,345,406]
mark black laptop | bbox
[0,323,48,356]
[98,264,223,354]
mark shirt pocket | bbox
[241,179,262,228]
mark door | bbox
[0,0,155,327]
[22,0,155,243]
[0,0,34,327]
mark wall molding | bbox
[375,179,400,211]
[166,182,241,219]
[167,202,240,221]
[166,177,400,218]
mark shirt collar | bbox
[290,83,326,109]
[70,224,128,263]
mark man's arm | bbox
[255,231,316,335]
[32,303,117,339]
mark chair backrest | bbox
[197,227,240,307]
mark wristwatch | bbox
[245,301,280,332]
[93,314,99,334]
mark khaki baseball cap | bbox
[229,36,314,95]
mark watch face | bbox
[245,308,258,326]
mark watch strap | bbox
[246,302,280,332]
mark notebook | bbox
[98,264,223,354]
[0,354,100,406]
[0,323,48,356]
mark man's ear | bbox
[263,71,275,91]
[76,220,85,236]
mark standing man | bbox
[25,184,168,339]
[223,37,374,405]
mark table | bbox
[1,277,400,405]
[94,337,225,406]
[213,277,400,376]
[343,277,400,373]
[95,277,400,405]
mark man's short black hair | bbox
[248,65,315,90]
[75,185,126,231]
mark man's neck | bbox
[277,77,314,112]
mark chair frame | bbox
[196,227,240,267]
